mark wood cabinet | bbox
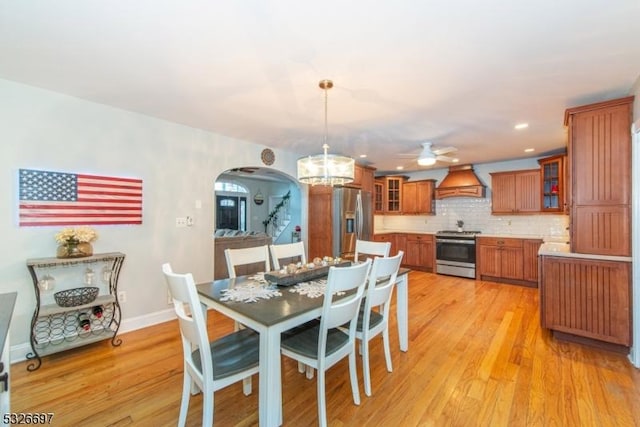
[490,169,541,214]
[395,233,407,258]
[402,180,436,215]
[383,176,406,213]
[308,185,333,260]
[477,237,540,287]
[538,154,567,213]
[345,164,375,194]
[404,234,434,272]
[539,255,631,348]
[523,239,543,283]
[565,96,633,256]
[373,180,384,214]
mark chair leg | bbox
[305,364,315,379]
[362,337,372,397]
[242,376,252,396]
[179,372,192,427]
[383,326,393,373]
[349,347,361,406]
[317,369,327,427]
[298,361,305,373]
[202,386,213,427]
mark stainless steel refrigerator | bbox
[332,188,373,259]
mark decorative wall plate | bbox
[261,148,275,166]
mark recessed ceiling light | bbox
[396,166,404,170]
[515,123,529,130]
[359,154,367,158]
[452,158,459,163]
[524,148,535,153]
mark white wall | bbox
[0,79,304,359]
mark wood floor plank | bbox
[10,271,640,426]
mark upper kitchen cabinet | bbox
[490,169,541,214]
[402,179,436,215]
[565,96,633,256]
[345,164,375,194]
[373,179,384,214]
[538,154,567,213]
[383,176,407,213]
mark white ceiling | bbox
[1,1,639,173]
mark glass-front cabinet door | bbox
[538,154,565,213]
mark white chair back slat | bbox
[354,239,391,263]
[224,245,271,278]
[270,241,307,270]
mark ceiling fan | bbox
[398,142,459,167]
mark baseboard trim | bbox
[11,308,177,364]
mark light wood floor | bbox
[11,272,640,426]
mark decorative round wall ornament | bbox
[261,148,275,165]
[254,190,264,205]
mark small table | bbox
[196,268,410,427]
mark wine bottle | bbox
[78,312,90,331]
[92,305,103,319]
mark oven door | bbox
[436,238,476,264]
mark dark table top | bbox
[196,267,410,328]
[197,276,325,327]
[0,292,17,356]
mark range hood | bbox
[435,164,486,199]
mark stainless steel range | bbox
[435,230,481,278]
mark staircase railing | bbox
[262,190,291,239]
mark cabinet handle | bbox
[497,240,504,244]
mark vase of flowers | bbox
[55,227,98,258]
[456,220,464,233]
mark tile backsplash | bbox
[374,197,569,242]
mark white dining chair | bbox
[280,259,372,427]
[355,251,404,396]
[224,245,271,278]
[354,239,391,263]
[269,241,307,270]
[162,263,260,426]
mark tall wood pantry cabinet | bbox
[564,96,633,256]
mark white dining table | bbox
[196,268,410,427]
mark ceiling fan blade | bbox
[436,154,457,163]
[432,146,457,156]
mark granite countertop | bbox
[1,292,17,356]
[538,242,632,262]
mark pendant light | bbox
[297,79,355,186]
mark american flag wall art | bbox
[18,169,143,226]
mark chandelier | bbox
[297,79,355,186]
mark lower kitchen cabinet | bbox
[404,234,434,272]
[539,255,631,348]
[523,239,543,283]
[477,237,540,287]
[373,233,433,271]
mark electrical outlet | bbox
[118,291,127,303]
[176,217,187,227]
